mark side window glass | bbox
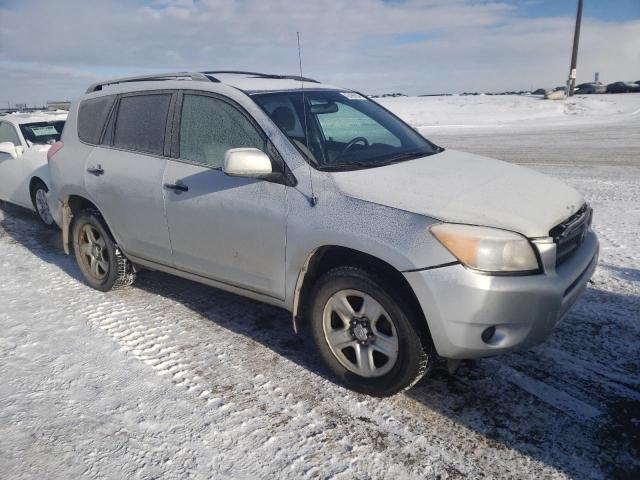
[179,94,265,168]
[0,122,21,145]
[78,95,116,144]
[113,94,172,155]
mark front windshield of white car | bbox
[252,90,442,171]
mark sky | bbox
[0,0,639,105]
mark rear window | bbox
[113,94,172,155]
[77,95,116,144]
[20,121,65,145]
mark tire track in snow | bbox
[494,364,603,422]
[77,282,479,478]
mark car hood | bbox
[329,149,584,237]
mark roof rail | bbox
[201,70,320,84]
[85,72,216,93]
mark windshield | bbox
[19,121,65,145]
[252,90,441,171]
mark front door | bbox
[163,92,287,299]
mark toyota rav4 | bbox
[47,71,598,396]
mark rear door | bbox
[163,91,287,299]
[84,91,174,263]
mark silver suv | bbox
[48,71,599,396]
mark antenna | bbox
[297,32,318,207]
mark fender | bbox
[291,247,320,333]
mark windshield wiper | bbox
[376,150,430,165]
[319,150,437,172]
[318,161,374,171]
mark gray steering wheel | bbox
[339,137,369,158]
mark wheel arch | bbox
[29,176,48,193]
[292,245,431,342]
[28,176,48,206]
[61,194,109,254]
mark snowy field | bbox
[1,94,639,479]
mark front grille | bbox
[550,204,592,267]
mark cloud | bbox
[0,0,638,104]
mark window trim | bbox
[171,89,296,186]
[77,90,176,162]
[98,95,120,147]
[75,88,297,186]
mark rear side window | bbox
[179,94,265,168]
[78,95,116,144]
[113,94,172,155]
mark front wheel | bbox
[309,266,433,397]
[72,210,136,292]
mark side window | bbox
[113,94,172,155]
[179,94,265,168]
[77,95,116,144]
[0,122,21,145]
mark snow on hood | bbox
[329,149,585,237]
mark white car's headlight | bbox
[430,223,540,274]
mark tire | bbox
[30,180,55,227]
[71,210,136,292]
[308,266,433,397]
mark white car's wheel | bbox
[30,180,55,227]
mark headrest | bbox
[272,106,296,132]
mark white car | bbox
[0,111,67,226]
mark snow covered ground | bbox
[379,93,640,130]
[1,94,639,479]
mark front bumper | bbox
[404,231,599,359]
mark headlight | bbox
[430,223,540,274]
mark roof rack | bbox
[201,70,320,84]
[85,72,216,93]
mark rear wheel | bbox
[72,210,136,291]
[308,266,433,397]
[30,180,54,227]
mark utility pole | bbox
[567,0,584,96]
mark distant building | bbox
[47,101,71,111]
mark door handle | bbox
[87,165,104,176]
[164,182,189,193]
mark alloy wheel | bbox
[78,224,109,280]
[322,289,399,378]
[35,188,53,225]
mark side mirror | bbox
[223,148,272,178]
[0,142,17,159]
